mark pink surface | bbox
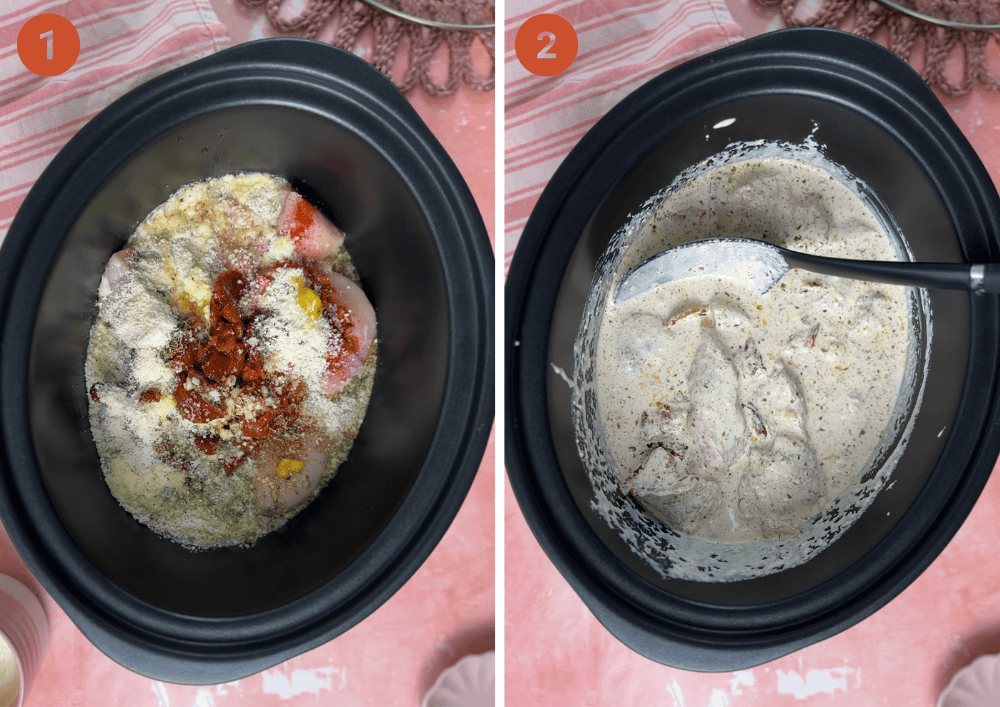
[505,5,1000,706]
[4,1,495,705]
[507,466,1000,705]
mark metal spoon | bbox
[613,238,1000,306]
[357,0,494,29]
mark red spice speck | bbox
[194,434,220,455]
[173,373,225,423]
[623,465,643,487]
[222,454,246,477]
[666,307,708,327]
[241,410,277,439]
[287,196,314,243]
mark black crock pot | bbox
[506,27,1000,670]
[0,39,493,683]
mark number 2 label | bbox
[515,15,579,77]
[537,32,557,60]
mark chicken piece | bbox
[623,445,723,535]
[277,190,344,258]
[738,435,824,539]
[745,362,809,445]
[322,271,377,396]
[99,249,132,295]
[686,333,747,469]
[710,303,766,378]
[614,312,683,379]
[642,478,723,535]
[254,447,329,514]
[622,444,695,497]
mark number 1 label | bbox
[17,14,80,77]
[40,29,53,61]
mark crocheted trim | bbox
[754,0,1000,96]
[239,0,494,96]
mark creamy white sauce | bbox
[594,157,911,544]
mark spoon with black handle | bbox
[613,237,1000,306]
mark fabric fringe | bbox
[754,0,1000,95]
[239,0,494,96]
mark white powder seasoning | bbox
[258,269,339,384]
[85,173,377,549]
[255,267,354,425]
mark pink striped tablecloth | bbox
[0,0,231,242]
[503,0,744,273]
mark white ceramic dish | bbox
[939,653,1000,707]
[0,576,49,707]
[422,651,494,707]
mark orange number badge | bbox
[515,14,578,77]
[18,14,80,77]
